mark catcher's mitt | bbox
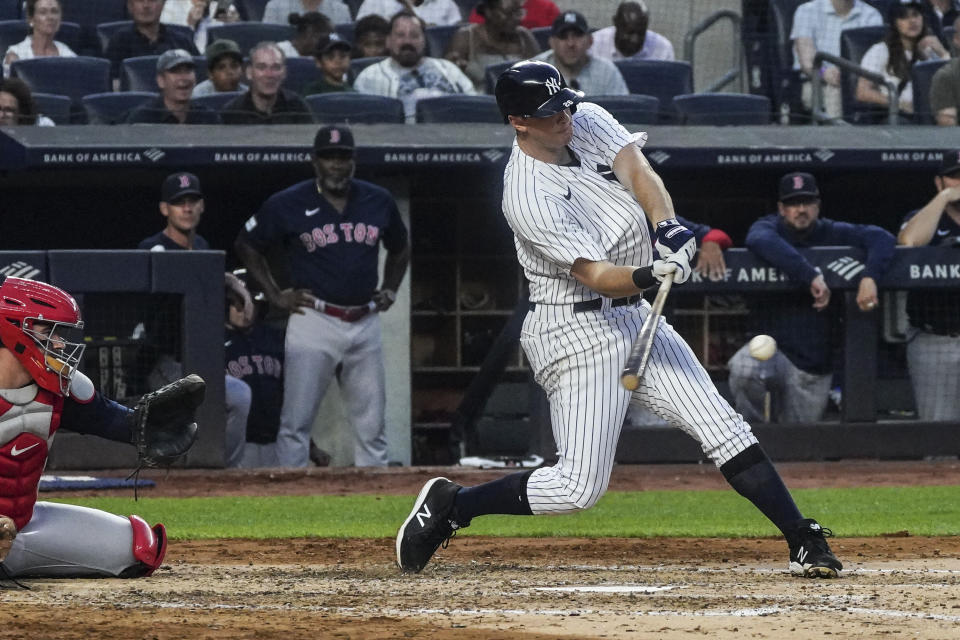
[131,374,205,467]
[0,515,16,563]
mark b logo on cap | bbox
[179,174,191,188]
[330,129,341,143]
[792,175,804,190]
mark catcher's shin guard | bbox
[125,515,167,577]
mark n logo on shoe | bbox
[797,546,808,564]
[415,504,432,527]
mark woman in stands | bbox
[278,11,333,58]
[2,0,76,78]
[857,0,949,118]
[0,77,54,126]
[445,0,540,92]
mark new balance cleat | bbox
[396,477,465,573]
[788,518,843,578]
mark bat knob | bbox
[621,374,640,391]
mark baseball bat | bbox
[620,270,674,391]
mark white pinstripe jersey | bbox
[501,102,653,305]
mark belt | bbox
[313,299,374,322]
[528,294,642,312]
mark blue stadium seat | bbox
[120,55,208,92]
[0,0,19,20]
[0,20,82,55]
[415,95,502,123]
[11,56,111,105]
[531,26,551,52]
[334,22,355,45]
[207,23,295,57]
[82,91,158,124]
[911,59,950,124]
[191,90,244,113]
[61,0,129,56]
[589,94,661,125]
[236,0,269,22]
[306,93,405,124]
[285,56,321,94]
[96,21,195,57]
[32,92,72,125]
[671,92,772,125]
[349,55,385,81]
[425,24,459,58]
[613,59,693,122]
[484,59,520,94]
[839,25,885,123]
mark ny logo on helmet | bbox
[545,77,562,95]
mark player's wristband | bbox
[632,266,655,290]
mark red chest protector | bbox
[0,385,63,530]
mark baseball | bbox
[748,334,777,361]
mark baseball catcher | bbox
[0,276,204,580]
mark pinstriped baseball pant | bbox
[520,299,758,515]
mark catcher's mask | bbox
[495,60,584,123]
[0,275,85,396]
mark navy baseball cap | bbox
[778,172,819,201]
[313,125,354,153]
[161,172,202,203]
[938,150,960,176]
[552,11,589,37]
[315,32,352,56]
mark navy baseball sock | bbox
[453,469,534,523]
[720,444,803,536]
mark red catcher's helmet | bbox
[0,276,85,396]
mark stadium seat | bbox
[207,23,295,57]
[96,21,195,57]
[415,95,502,123]
[334,22,355,44]
[82,91,158,124]
[0,20,82,55]
[306,93,405,124]
[191,90,244,113]
[910,59,950,124]
[285,56,321,94]
[0,0,19,20]
[672,92,772,125]
[120,55,208,92]
[60,0,127,28]
[613,59,693,122]
[589,94,661,124]
[425,24,459,58]
[839,25,885,123]
[531,26,551,52]
[11,56,110,105]
[236,0,269,22]
[349,55,385,81]
[484,59,520,94]
[32,92,72,125]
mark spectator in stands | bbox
[728,172,895,424]
[356,0,462,26]
[931,14,960,124]
[444,0,540,92]
[221,42,314,123]
[588,1,675,62]
[533,11,628,96]
[193,38,248,97]
[262,0,352,25]
[354,11,474,121]
[897,150,960,421]
[277,11,332,59]
[469,0,560,30]
[160,1,242,50]
[303,33,355,94]
[2,0,76,79]
[0,77,54,126]
[352,14,391,58]
[924,0,960,37]
[126,49,221,123]
[105,0,200,78]
[856,1,949,118]
[791,0,882,120]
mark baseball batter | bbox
[235,125,410,467]
[397,60,842,578]
[0,277,172,579]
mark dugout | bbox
[1,124,958,466]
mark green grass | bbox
[47,486,960,540]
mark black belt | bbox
[528,294,641,312]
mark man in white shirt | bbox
[534,11,628,96]
[790,0,882,119]
[262,0,352,25]
[354,11,474,122]
[588,1,675,62]
[356,0,463,26]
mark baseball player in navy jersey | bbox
[898,150,960,421]
[138,172,211,251]
[235,125,410,467]
[397,60,842,578]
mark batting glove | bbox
[653,219,696,284]
[652,257,691,284]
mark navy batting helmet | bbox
[495,60,584,123]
